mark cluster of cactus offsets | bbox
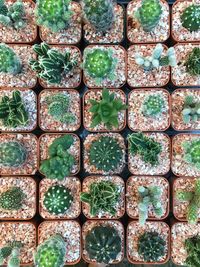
[138,231,166,262]
[0,141,27,168]
[43,184,73,215]
[85,225,121,264]
[35,0,73,32]
[0,186,26,210]
[83,48,118,84]
[0,241,23,267]
[138,186,164,225]
[0,0,26,30]
[176,179,200,224]
[88,136,123,172]
[181,5,200,32]
[142,94,166,118]
[40,135,75,180]
[0,43,22,75]
[182,139,200,170]
[80,180,120,216]
[135,44,177,71]
[185,235,200,267]
[184,47,200,76]
[134,0,162,32]
[82,0,114,33]
[182,95,200,124]
[29,42,77,85]
[34,234,66,267]
[89,88,127,130]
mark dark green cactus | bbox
[0,241,22,267]
[0,187,26,210]
[142,94,165,117]
[185,235,200,267]
[182,139,200,170]
[184,47,200,76]
[85,225,122,264]
[182,95,200,124]
[181,5,200,32]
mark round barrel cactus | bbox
[142,94,165,117]
[0,187,26,210]
[181,5,200,32]
[183,139,200,170]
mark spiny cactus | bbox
[85,225,121,264]
[182,95,200,124]
[29,42,77,85]
[35,0,73,32]
[34,234,66,267]
[182,139,200,170]
[82,0,114,33]
[89,88,127,130]
[185,235,200,267]
[0,241,22,267]
[181,5,200,32]
[88,136,123,173]
[138,231,166,262]
[135,44,177,71]
[0,141,27,168]
[44,184,73,215]
[135,0,162,32]
[142,94,166,117]
[184,47,200,76]
[80,180,120,216]
[0,43,22,75]
[0,186,26,210]
[138,185,164,225]
[40,135,75,180]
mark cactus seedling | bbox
[182,139,200,170]
[185,235,200,267]
[142,94,166,117]
[184,47,200,76]
[181,95,200,124]
[0,186,26,210]
[0,241,23,267]
[181,5,200,32]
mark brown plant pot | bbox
[38,89,81,132]
[128,88,171,131]
[83,89,127,132]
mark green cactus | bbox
[0,43,22,75]
[7,248,20,267]
[142,94,166,117]
[138,231,166,262]
[88,136,124,173]
[182,139,200,170]
[35,0,73,32]
[82,0,114,33]
[0,141,27,168]
[184,47,200,76]
[135,0,163,32]
[0,186,26,210]
[0,241,22,267]
[181,5,200,32]
[181,95,200,124]
[85,225,121,264]
[185,235,200,267]
[43,184,73,215]
[29,42,78,85]
[80,180,120,216]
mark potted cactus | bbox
[172,89,200,131]
[126,176,169,222]
[83,88,127,132]
[172,134,200,177]
[83,45,126,88]
[127,221,170,264]
[127,0,170,44]
[0,133,38,176]
[39,89,81,132]
[128,132,171,175]
[81,175,125,219]
[127,43,176,87]
[36,0,82,44]
[0,0,37,43]
[84,133,126,175]
[82,220,124,264]
[81,0,124,44]
[39,177,81,219]
[172,0,200,42]
[128,88,171,131]
[37,220,81,265]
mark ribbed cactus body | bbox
[181,5,200,32]
[0,187,25,210]
[182,95,200,124]
[142,94,165,117]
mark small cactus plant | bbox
[184,47,200,76]
[85,225,121,264]
[0,241,22,267]
[0,43,22,75]
[181,5,200,32]
[182,139,200,170]
[0,186,26,210]
[185,235,200,267]
[135,0,163,32]
[142,94,166,117]
[181,95,200,124]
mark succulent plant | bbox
[80,180,120,216]
[185,235,200,267]
[135,44,177,71]
[40,134,75,180]
[85,225,121,264]
[83,48,117,84]
[0,90,29,128]
[0,186,26,210]
[35,0,73,32]
[88,136,124,173]
[29,42,77,85]
[0,141,27,168]
[142,94,166,117]
[128,132,162,166]
[135,0,162,32]
[184,47,200,76]
[138,231,166,262]
[0,241,22,267]
[82,0,114,33]
[89,88,127,130]
[34,234,66,267]
[182,139,200,170]
[181,5,200,32]
[0,43,22,75]
[7,247,20,267]
[138,185,164,225]
[43,184,73,215]
[181,95,200,124]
